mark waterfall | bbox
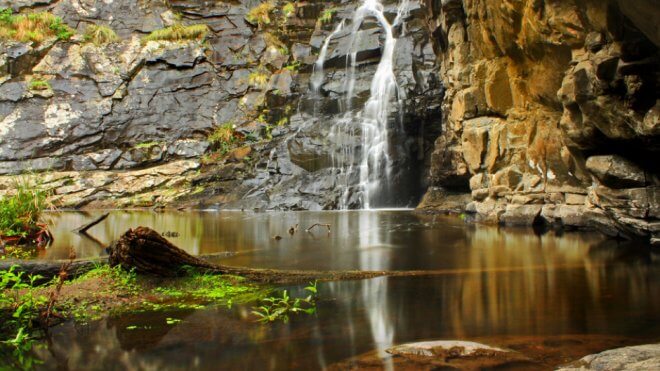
[313,0,408,209]
[310,20,345,95]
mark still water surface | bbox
[36,211,660,370]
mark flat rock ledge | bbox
[557,343,660,371]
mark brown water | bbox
[34,211,660,370]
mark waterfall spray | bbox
[313,0,408,209]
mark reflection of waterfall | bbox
[312,0,409,209]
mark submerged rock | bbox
[557,343,660,371]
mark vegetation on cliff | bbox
[0,8,73,43]
[83,24,119,46]
[142,23,209,43]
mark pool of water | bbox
[33,210,660,370]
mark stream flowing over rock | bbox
[0,0,658,239]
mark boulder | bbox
[586,155,646,188]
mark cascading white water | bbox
[311,20,345,95]
[315,0,408,209]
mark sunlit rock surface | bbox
[0,0,658,238]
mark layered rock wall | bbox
[420,0,659,239]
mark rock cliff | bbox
[0,0,657,240]
[420,0,659,240]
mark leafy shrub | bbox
[142,23,209,43]
[83,24,119,46]
[246,2,275,27]
[0,177,49,240]
[0,8,74,43]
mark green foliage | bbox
[133,141,160,150]
[251,281,318,323]
[283,60,301,72]
[319,7,337,24]
[83,24,119,46]
[27,78,50,91]
[246,2,275,27]
[208,122,238,155]
[248,67,270,89]
[76,264,138,295]
[282,2,296,19]
[0,8,74,43]
[142,23,209,43]
[0,266,46,369]
[0,177,49,240]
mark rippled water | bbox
[34,210,660,370]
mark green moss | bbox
[27,78,51,91]
[142,23,209,43]
[83,24,119,46]
[133,141,161,150]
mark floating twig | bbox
[306,223,331,234]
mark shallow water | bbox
[35,211,660,370]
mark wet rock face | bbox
[421,0,659,240]
[0,0,441,210]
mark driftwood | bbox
[306,223,331,233]
[74,213,109,235]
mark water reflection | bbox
[34,222,659,370]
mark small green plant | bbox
[0,266,47,369]
[319,7,337,24]
[0,8,74,43]
[282,2,296,19]
[0,177,50,244]
[208,122,238,155]
[83,24,119,46]
[283,60,301,72]
[252,281,318,323]
[28,78,50,91]
[246,2,275,27]
[142,23,209,43]
[248,67,270,89]
[133,141,160,150]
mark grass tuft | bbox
[0,177,49,240]
[0,8,74,43]
[83,24,119,46]
[142,23,209,43]
[246,2,275,27]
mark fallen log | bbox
[2,226,469,284]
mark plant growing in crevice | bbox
[246,2,275,28]
[142,23,209,43]
[319,7,337,24]
[208,122,239,155]
[248,67,271,89]
[28,78,50,91]
[0,8,74,43]
[83,24,119,46]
